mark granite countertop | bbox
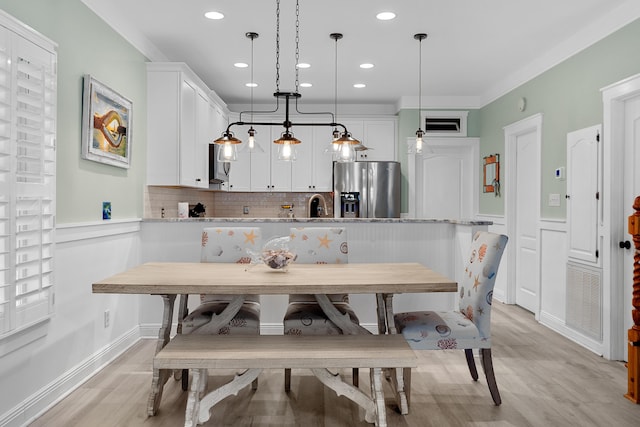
[144,217,493,225]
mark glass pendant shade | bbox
[242,127,264,153]
[248,127,256,150]
[337,141,356,162]
[213,132,241,161]
[415,129,424,154]
[334,132,359,162]
[274,132,300,161]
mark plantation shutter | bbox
[0,15,57,336]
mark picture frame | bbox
[81,75,132,168]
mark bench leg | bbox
[193,368,262,425]
[311,368,384,426]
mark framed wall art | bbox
[81,75,132,168]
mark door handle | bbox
[619,240,631,249]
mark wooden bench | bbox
[154,334,417,427]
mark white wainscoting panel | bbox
[0,220,142,427]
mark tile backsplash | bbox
[145,186,333,219]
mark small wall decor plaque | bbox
[102,201,112,220]
[81,75,132,168]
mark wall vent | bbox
[425,117,461,133]
[421,110,468,137]
[566,262,602,341]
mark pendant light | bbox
[245,32,263,153]
[213,131,241,161]
[414,33,427,155]
[213,0,359,162]
[328,33,358,162]
[329,33,343,157]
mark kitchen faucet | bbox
[307,194,328,218]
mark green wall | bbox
[0,0,148,223]
[478,18,640,218]
[398,19,640,218]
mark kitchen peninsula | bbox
[140,217,491,335]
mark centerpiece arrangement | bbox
[254,236,297,271]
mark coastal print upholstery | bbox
[284,227,357,335]
[181,227,261,336]
[394,231,508,405]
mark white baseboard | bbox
[539,310,604,356]
[1,327,140,427]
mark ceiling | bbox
[82,0,638,110]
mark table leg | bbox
[311,368,380,425]
[185,295,246,334]
[195,368,262,425]
[147,294,176,416]
[375,293,387,334]
[380,293,410,415]
[314,294,370,335]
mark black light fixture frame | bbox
[215,0,357,148]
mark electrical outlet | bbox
[104,309,110,328]
[243,206,249,214]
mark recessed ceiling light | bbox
[296,63,311,69]
[245,83,258,87]
[360,63,374,69]
[204,11,225,20]
[353,83,366,88]
[234,62,249,68]
[300,83,312,88]
[376,12,396,21]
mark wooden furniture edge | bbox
[153,334,417,370]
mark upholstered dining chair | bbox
[283,226,360,391]
[393,231,508,407]
[178,226,262,389]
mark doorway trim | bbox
[504,114,543,312]
[601,72,640,360]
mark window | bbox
[0,12,57,341]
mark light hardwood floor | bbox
[29,303,640,426]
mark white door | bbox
[515,130,539,312]
[566,126,600,263]
[505,115,541,313]
[411,138,478,220]
[622,94,640,360]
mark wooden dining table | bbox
[92,261,457,421]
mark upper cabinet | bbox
[336,118,397,161]
[358,119,397,161]
[291,126,333,192]
[147,63,227,189]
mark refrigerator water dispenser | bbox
[340,192,360,218]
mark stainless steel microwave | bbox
[208,144,230,184]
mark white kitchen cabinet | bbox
[147,63,220,188]
[359,119,397,161]
[291,126,333,191]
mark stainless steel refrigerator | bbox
[333,161,401,218]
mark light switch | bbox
[548,193,561,207]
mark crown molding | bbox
[480,0,640,107]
